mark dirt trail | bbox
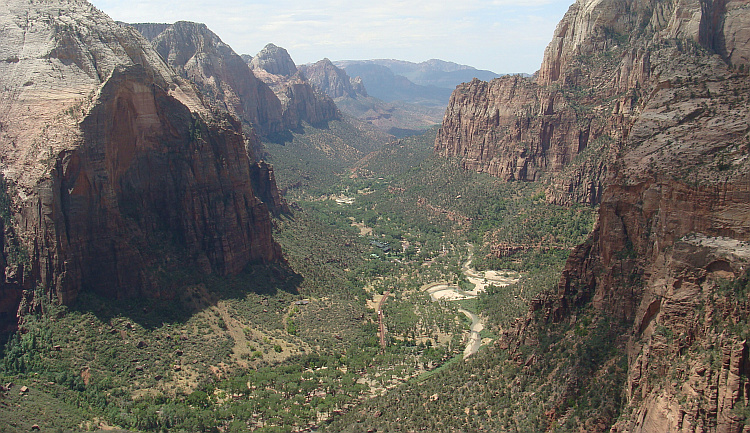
[423,244,518,358]
[377,291,390,349]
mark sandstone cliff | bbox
[435,64,613,205]
[131,21,286,137]
[437,0,750,208]
[248,44,340,128]
[298,58,367,100]
[0,0,282,333]
[491,0,750,431]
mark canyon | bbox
[0,0,749,431]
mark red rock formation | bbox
[249,44,340,128]
[436,0,750,206]
[436,77,586,182]
[132,21,286,137]
[435,67,612,204]
[491,0,750,430]
[0,0,281,333]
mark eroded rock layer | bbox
[486,0,750,430]
[131,21,286,137]
[0,0,281,333]
[249,44,340,128]
[436,0,750,207]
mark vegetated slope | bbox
[0,0,282,336]
[262,118,394,195]
[0,128,475,432]
[349,127,437,178]
[325,140,599,433]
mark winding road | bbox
[374,245,517,358]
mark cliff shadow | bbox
[70,262,303,330]
[264,121,334,145]
[266,129,294,145]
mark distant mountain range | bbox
[332,59,501,107]
[297,59,446,137]
[338,59,502,89]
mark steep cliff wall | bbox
[132,21,286,137]
[0,0,281,333]
[434,62,616,205]
[436,0,750,206]
[493,0,750,431]
[249,44,340,128]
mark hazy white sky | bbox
[90,0,574,74]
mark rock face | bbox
[493,0,750,431]
[437,0,750,207]
[131,21,285,137]
[298,58,367,100]
[249,43,298,78]
[434,74,609,204]
[435,76,598,184]
[248,44,340,128]
[435,70,612,205]
[0,0,281,333]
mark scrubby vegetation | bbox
[1,122,599,432]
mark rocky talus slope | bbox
[477,0,750,431]
[0,0,282,334]
[248,44,340,128]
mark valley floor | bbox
[0,125,596,432]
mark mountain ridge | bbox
[298,58,444,136]
[335,58,501,89]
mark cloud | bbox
[91,0,573,73]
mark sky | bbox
[89,0,575,74]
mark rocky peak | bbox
[0,0,282,334]
[250,43,298,77]
[248,44,340,128]
[130,21,286,137]
[298,58,368,99]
